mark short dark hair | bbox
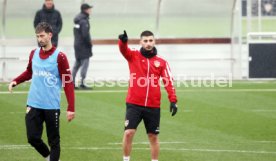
[140,30,154,38]
[35,22,53,34]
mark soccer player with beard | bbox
[8,22,75,161]
[118,30,178,161]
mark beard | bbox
[38,41,47,47]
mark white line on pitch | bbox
[1,144,276,154]
[254,141,276,143]
[251,109,276,112]
[0,90,126,94]
[179,89,276,92]
[160,148,276,154]
[0,145,31,150]
[8,112,25,114]
[108,141,276,145]
[62,147,276,154]
[0,91,29,94]
[1,89,276,94]
[108,141,187,145]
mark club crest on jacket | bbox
[154,60,160,67]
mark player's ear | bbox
[49,32,53,38]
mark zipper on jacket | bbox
[144,59,150,107]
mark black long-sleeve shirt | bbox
[34,4,62,46]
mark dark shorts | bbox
[25,106,61,144]
[125,103,160,134]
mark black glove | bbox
[118,30,128,43]
[170,102,178,116]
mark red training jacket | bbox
[118,40,177,108]
[13,46,75,112]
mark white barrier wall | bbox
[1,43,236,82]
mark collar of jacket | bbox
[81,11,90,18]
[140,47,157,58]
[42,4,55,13]
[39,46,57,59]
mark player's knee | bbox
[148,133,158,142]
[27,137,42,147]
[124,130,135,139]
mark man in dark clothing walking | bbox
[34,0,62,47]
[72,3,93,89]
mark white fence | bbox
[0,38,236,82]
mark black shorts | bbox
[125,103,160,134]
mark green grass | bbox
[2,17,276,39]
[0,81,276,161]
[242,18,276,35]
